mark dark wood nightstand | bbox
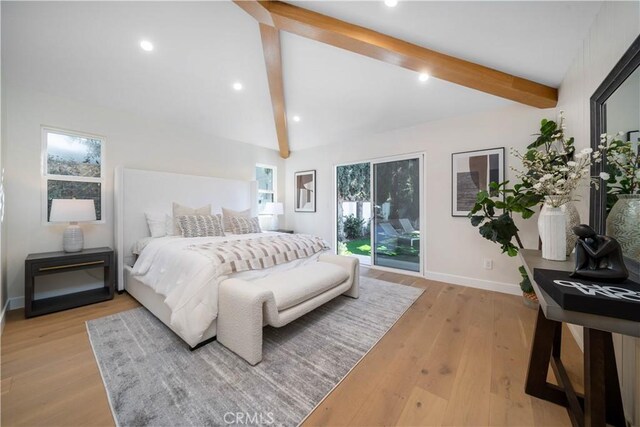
[24,247,115,318]
[274,229,294,234]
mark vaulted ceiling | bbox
[2,1,602,154]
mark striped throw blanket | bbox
[188,234,329,274]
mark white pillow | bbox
[145,212,168,238]
[222,207,251,232]
[172,203,211,235]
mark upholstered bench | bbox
[217,254,359,365]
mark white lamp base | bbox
[63,223,84,252]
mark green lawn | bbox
[345,238,371,256]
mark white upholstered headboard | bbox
[114,167,257,291]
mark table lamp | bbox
[263,202,284,230]
[49,199,96,252]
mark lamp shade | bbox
[50,199,96,222]
[263,202,284,215]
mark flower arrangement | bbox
[599,132,640,195]
[511,112,601,207]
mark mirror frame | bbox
[589,33,640,279]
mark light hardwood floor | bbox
[1,268,583,426]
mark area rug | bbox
[87,277,423,427]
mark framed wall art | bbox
[294,170,316,212]
[451,147,505,217]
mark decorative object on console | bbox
[49,199,96,252]
[512,112,602,261]
[451,147,504,216]
[570,224,629,282]
[294,170,316,212]
[263,202,284,230]
[533,268,638,321]
[598,133,640,262]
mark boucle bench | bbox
[217,254,359,365]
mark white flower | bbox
[618,131,625,136]
[533,183,542,190]
[567,161,577,167]
[557,179,566,184]
[599,172,610,180]
[581,148,593,155]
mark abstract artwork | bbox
[294,170,316,212]
[451,148,504,216]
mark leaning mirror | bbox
[590,34,640,279]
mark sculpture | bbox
[570,224,629,282]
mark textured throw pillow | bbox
[222,207,251,232]
[172,203,211,235]
[229,216,262,234]
[177,215,225,238]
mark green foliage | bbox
[337,163,370,201]
[337,241,352,256]
[343,214,366,240]
[518,265,534,293]
[468,181,542,257]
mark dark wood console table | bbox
[520,249,638,427]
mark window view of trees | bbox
[44,130,103,221]
[256,165,276,214]
[337,163,371,261]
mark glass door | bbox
[372,156,422,272]
[336,162,372,266]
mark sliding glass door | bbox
[373,157,421,272]
[336,154,423,273]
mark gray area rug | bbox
[87,277,423,427]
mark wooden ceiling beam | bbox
[236,0,558,109]
[259,23,290,159]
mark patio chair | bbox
[399,218,417,234]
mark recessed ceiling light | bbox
[140,40,154,52]
[419,73,430,82]
[292,115,301,122]
[384,0,398,7]
[232,82,243,91]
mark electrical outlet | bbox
[483,258,493,270]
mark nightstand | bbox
[274,229,294,234]
[24,247,115,318]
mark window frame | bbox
[255,163,277,215]
[41,126,106,225]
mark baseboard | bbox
[567,323,584,352]
[424,270,522,296]
[0,298,9,334]
[8,296,24,310]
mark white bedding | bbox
[131,232,324,345]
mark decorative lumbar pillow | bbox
[229,216,262,234]
[172,203,211,235]
[222,207,251,232]
[145,212,169,238]
[177,215,225,238]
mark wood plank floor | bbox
[1,268,583,426]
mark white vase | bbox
[538,196,567,261]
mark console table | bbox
[520,249,638,427]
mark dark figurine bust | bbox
[570,224,629,282]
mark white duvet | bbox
[131,233,324,346]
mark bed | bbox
[114,167,326,348]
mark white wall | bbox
[556,2,640,424]
[2,85,284,305]
[284,103,554,293]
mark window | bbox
[42,127,105,223]
[256,164,276,214]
